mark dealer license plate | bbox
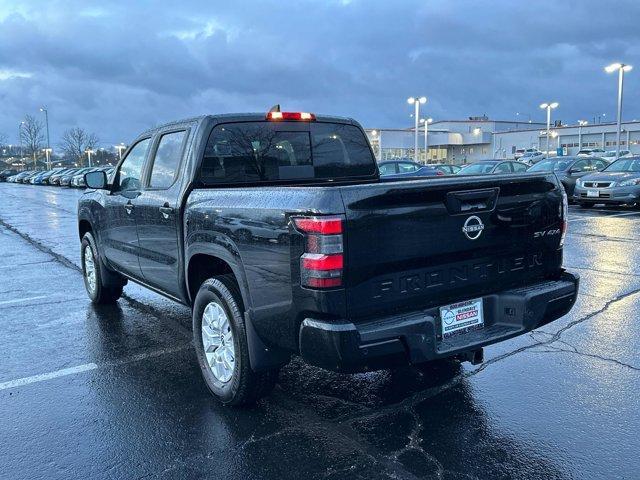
[587,189,600,198]
[440,298,484,337]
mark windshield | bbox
[528,159,572,172]
[603,158,640,172]
[200,121,376,185]
[458,163,496,174]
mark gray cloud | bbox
[0,0,638,146]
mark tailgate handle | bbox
[446,188,499,214]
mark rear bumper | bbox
[299,271,579,373]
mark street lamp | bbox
[605,62,632,159]
[18,121,25,160]
[420,118,433,161]
[408,96,427,162]
[43,148,52,170]
[86,148,95,167]
[115,143,126,161]
[539,102,559,154]
[39,107,50,164]
[577,120,588,151]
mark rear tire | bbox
[193,274,278,405]
[81,232,124,304]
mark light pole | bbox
[605,62,632,159]
[420,118,433,162]
[577,120,588,151]
[115,143,126,161]
[539,102,559,155]
[407,96,427,162]
[43,148,52,170]
[39,106,50,167]
[18,121,25,161]
[86,149,95,167]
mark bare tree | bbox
[59,127,100,166]
[20,115,45,167]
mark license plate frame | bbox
[440,298,484,338]
[586,189,600,198]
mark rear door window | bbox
[378,163,397,175]
[398,162,419,173]
[512,162,528,172]
[200,122,376,185]
[148,131,186,188]
[494,162,512,173]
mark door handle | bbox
[124,202,134,215]
[159,205,174,219]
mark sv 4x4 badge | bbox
[534,228,561,239]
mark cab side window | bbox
[512,162,528,172]
[149,131,186,188]
[116,138,151,192]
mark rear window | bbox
[200,122,376,185]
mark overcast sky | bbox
[1,0,639,147]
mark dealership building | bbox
[365,117,640,164]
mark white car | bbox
[577,148,606,157]
[600,150,632,160]
[519,150,545,164]
[514,148,540,160]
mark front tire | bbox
[193,275,278,405]
[81,232,124,304]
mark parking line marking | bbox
[0,295,49,306]
[569,211,640,223]
[0,363,98,390]
[0,344,191,391]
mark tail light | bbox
[293,215,344,288]
[560,188,568,247]
[266,111,316,121]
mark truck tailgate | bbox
[338,174,564,319]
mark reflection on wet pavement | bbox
[0,183,639,479]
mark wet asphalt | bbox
[0,183,639,480]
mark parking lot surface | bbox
[1,183,639,480]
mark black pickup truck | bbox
[78,111,579,405]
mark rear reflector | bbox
[266,111,316,121]
[301,253,343,270]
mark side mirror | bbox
[85,171,107,189]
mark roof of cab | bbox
[139,112,358,137]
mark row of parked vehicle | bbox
[0,166,115,187]
[378,154,640,208]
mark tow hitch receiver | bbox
[458,348,484,365]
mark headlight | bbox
[619,178,640,186]
[576,179,583,188]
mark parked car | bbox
[600,150,632,160]
[377,160,442,177]
[514,148,541,160]
[457,160,529,175]
[0,169,19,181]
[519,150,545,164]
[431,164,462,175]
[577,148,606,157]
[60,167,94,186]
[72,167,114,188]
[7,171,30,183]
[49,168,77,185]
[18,171,40,183]
[574,156,640,207]
[78,111,578,405]
[33,168,68,185]
[527,156,608,197]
